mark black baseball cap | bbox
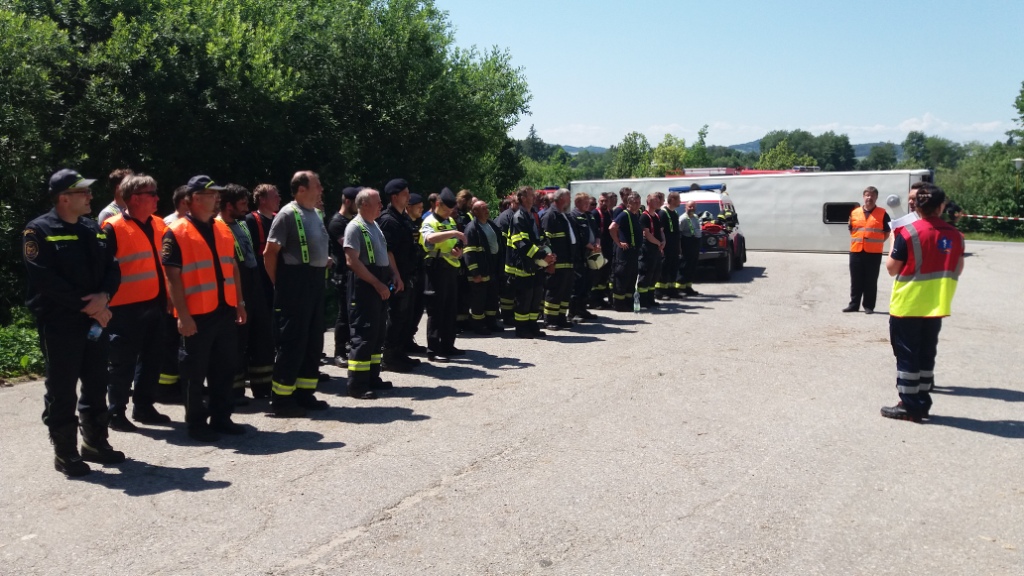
[409,193,423,206]
[49,169,96,195]
[439,187,457,209]
[384,178,409,196]
[186,175,225,193]
[342,186,363,200]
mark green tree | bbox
[687,124,712,168]
[859,143,898,171]
[651,134,687,176]
[900,131,928,167]
[755,139,817,170]
[570,148,614,180]
[607,131,652,178]
[816,131,856,171]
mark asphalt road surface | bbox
[2,242,1022,575]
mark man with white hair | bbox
[462,199,503,335]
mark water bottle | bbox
[633,291,641,313]
[86,320,104,342]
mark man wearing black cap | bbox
[163,175,248,441]
[378,178,421,372]
[264,171,332,417]
[420,188,466,361]
[327,186,360,366]
[405,193,428,353]
[506,186,555,338]
[24,169,126,476]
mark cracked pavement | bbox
[1,243,1023,575]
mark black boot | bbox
[381,349,414,373]
[79,413,126,465]
[49,423,90,477]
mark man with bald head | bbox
[264,171,332,417]
[678,199,702,297]
[462,199,503,334]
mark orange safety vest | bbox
[849,206,887,254]
[107,214,167,307]
[169,217,237,316]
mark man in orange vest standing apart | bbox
[844,186,891,314]
[881,184,964,422]
[162,175,248,441]
[101,173,173,431]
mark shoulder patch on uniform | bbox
[24,240,39,261]
[24,228,36,236]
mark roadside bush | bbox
[0,307,43,378]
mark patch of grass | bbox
[0,327,43,379]
[963,232,1024,243]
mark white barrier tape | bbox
[961,214,1024,221]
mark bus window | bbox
[823,202,859,224]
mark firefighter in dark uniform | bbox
[245,184,280,310]
[163,175,248,442]
[453,190,475,331]
[590,192,615,308]
[218,184,270,403]
[462,199,503,335]
[23,169,125,476]
[655,191,682,299]
[610,194,643,311]
[420,188,466,361]
[494,195,518,323]
[327,186,360,366]
[405,193,428,354]
[101,173,172,432]
[344,188,399,399]
[379,178,422,372]
[638,193,666,308]
[569,192,600,322]
[263,171,332,417]
[156,185,189,404]
[506,186,555,338]
[540,189,576,331]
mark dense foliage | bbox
[0,0,530,324]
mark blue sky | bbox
[435,0,1024,148]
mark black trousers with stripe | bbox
[348,268,389,395]
[271,264,325,398]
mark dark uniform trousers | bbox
[513,274,545,329]
[271,264,326,398]
[456,273,471,328]
[678,236,701,289]
[425,260,460,352]
[348,266,390,395]
[612,247,639,311]
[570,256,592,318]
[637,244,663,306]
[468,274,499,324]
[241,264,273,397]
[38,316,108,429]
[107,300,163,413]
[407,270,426,349]
[890,316,942,416]
[544,265,574,323]
[158,311,184,397]
[384,277,415,353]
[849,251,883,310]
[499,273,516,323]
[234,265,272,397]
[180,307,237,425]
[332,274,350,360]
[656,241,681,296]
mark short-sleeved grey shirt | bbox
[267,202,330,267]
[343,215,390,268]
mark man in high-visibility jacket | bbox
[844,186,891,314]
[102,173,172,432]
[264,171,332,417]
[420,188,466,361]
[882,184,964,422]
[162,175,247,442]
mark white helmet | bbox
[586,252,607,270]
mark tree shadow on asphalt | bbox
[926,415,1024,438]
[77,459,230,495]
[933,386,1024,402]
[381,384,472,401]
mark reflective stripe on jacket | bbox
[170,218,237,316]
[889,217,964,318]
[850,206,887,253]
[107,214,166,307]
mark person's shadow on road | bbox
[926,415,1024,439]
[932,386,1024,403]
[77,459,231,495]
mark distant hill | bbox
[561,145,608,155]
[557,141,903,160]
